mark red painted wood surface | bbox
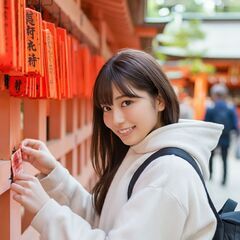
[0,94,95,240]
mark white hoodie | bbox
[32,119,223,240]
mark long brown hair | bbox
[91,49,179,215]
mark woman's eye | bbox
[122,100,132,107]
[102,106,111,112]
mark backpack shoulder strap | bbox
[218,198,237,214]
[127,147,221,223]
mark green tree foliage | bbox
[162,19,205,48]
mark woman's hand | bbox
[21,139,57,175]
[11,173,50,215]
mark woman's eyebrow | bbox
[114,94,141,100]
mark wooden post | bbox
[0,91,22,240]
[23,99,47,141]
[81,98,87,168]
[49,100,66,140]
[193,73,208,120]
[49,100,66,165]
[66,98,78,176]
[22,99,47,234]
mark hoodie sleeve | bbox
[31,186,188,240]
[37,163,98,226]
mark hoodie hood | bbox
[131,119,223,179]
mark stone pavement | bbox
[206,135,240,210]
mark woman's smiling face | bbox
[102,84,165,146]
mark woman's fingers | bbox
[11,183,31,207]
[14,172,35,181]
[20,139,56,175]
[21,146,40,162]
[13,179,35,189]
[11,174,50,214]
[11,182,26,195]
[21,139,43,150]
[11,175,35,203]
[12,193,23,203]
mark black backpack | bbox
[127,147,240,239]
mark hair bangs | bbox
[94,73,113,109]
[113,77,141,99]
[94,66,140,109]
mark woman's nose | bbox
[112,108,125,124]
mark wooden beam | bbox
[47,123,92,159]
[43,0,100,48]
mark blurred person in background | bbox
[179,93,194,119]
[204,83,238,185]
[174,87,194,119]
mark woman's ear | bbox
[156,96,165,112]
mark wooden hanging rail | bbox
[42,0,100,49]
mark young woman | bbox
[11,49,223,239]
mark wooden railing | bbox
[0,92,96,239]
[0,0,102,236]
[0,0,142,238]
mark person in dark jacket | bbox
[205,84,238,185]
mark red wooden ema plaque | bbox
[11,148,23,179]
